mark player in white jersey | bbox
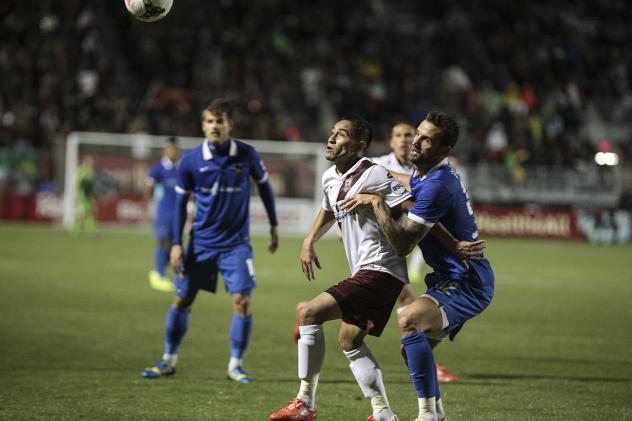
[270,116,407,421]
[270,117,479,421]
[373,122,460,384]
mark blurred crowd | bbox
[1,0,632,195]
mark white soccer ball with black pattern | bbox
[125,0,173,22]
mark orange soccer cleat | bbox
[269,398,317,421]
[436,364,459,383]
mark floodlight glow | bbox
[594,152,619,166]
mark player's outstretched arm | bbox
[300,209,336,281]
[340,194,430,256]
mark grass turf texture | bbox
[0,223,631,420]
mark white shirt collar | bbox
[202,139,238,160]
[414,157,449,181]
[160,156,175,170]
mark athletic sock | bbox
[296,324,325,408]
[343,343,393,418]
[161,353,178,366]
[418,397,438,421]
[154,246,170,278]
[436,398,446,420]
[229,314,252,362]
[164,305,190,355]
[400,331,440,418]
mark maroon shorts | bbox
[326,269,404,337]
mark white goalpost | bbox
[63,132,330,235]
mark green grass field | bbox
[1,223,631,420]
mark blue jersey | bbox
[147,157,178,218]
[175,139,269,252]
[408,158,490,280]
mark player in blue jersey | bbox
[341,111,494,421]
[146,137,179,292]
[141,98,279,383]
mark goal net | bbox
[63,132,330,235]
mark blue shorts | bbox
[153,212,173,242]
[423,260,494,340]
[175,242,256,301]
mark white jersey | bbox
[371,153,415,175]
[322,157,412,282]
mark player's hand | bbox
[300,241,321,281]
[269,226,279,253]
[456,240,485,260]
[338,193,380,213]
[455,240,485,269]
[170,245,183,271]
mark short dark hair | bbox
[340,115,373,150]
[425,111,459,148]
[167,136,178,146]
[201,98,233,119]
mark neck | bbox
[395,154,411,167]
[415,156,446,177]
[335,156,362,174]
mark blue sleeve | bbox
[248,147,269,184]
[148,162,162,183]
[172,157,192,245]
[257,180,278,227]
[409,179,451,224]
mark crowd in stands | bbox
[1,0,631,197]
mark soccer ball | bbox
[125,0,173,22]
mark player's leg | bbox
[141,294,196,378]
[398,297,444,421]
[226,291,253,383]
[149,237,175,292]
[398,283,458,385]
[84,201,97,234]
[339,322,397,421]
[218,243,257,383]
[141,249,214,379]
[269,292,341,420]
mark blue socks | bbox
[164,305,190,355]
[401,332,440,399]
[154,246,170,278]
[229,314,253,359]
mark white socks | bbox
[228,357,242,371]
[162,353,177,366]
[436,398,446,420]
[296,324,325,408]
[418,396,438,421]
[344,343,394,420]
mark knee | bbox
[298,303,318,325]
[232,295,251,316]
[398,310,420,336]
[173,296,193,310]
[338,334,362,352]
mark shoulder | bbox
[233,139,256,155]
[179,144,202,168]
[371,154,390,166]
[321,164,337,186]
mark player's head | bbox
[389,122,415,163]
[82,154,95,167]
[201,98,234,144]
[410,111,459,167]
[164,136,179,161]
[325,116,373,162]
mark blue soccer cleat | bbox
[141,360,176,379]
[226,366,253,383]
